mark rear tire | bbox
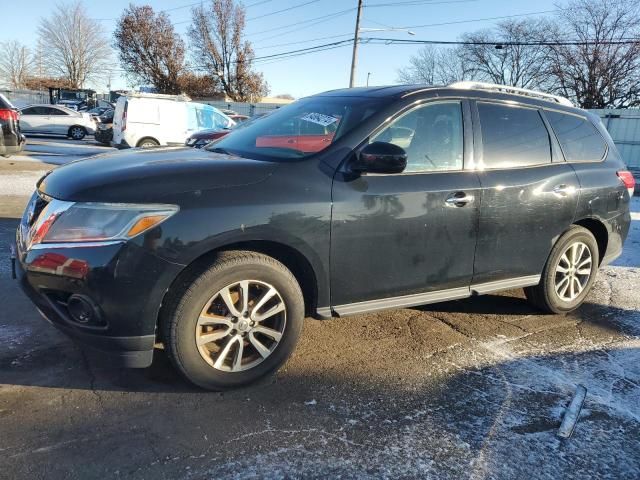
[525,226,599,314]
[161,251,304,390]
[137,138,159,148]
[68,126,86,140]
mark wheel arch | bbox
[573,217,608,265]
[158,240,320,328]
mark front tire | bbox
[161,251,304,390]
[68,126,86,140]
[525,226,599,314]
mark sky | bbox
[1,0,560,98]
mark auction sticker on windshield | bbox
[300,112,339,127]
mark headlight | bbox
[28,200,178,247]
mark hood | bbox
[38,147,277,203]
[191,128,231,139]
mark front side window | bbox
[208,96,388,161]
[372,101,464,173]
[546,111,607,162]
[478,103,552,169]
[48,107,68,116]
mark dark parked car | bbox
[15,83,634,390]
[185,113,266,148]
[0,93,26,157]
[94,109,114,146]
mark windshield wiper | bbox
[208,147,237,156]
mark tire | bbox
[137,138,159,148]
[161,251,305,390]
[68,126,86,140]
[524,225,599,314]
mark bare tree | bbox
[38,1,112,89]
[458,18,551,89]
[0,41,32,89]
[189,0,269,102]
[546,0,640,108]
[114,4,187,94]
[396,45,471,85]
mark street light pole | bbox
[349,0,364,88]
[366,72,372,86]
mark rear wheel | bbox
[161,251,304,390]
[525,226,599,314]
[137,138,159,148]
[68,126,86,140]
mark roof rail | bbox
[125,92,192,102]
[448,81,573,107]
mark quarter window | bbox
[372,102,464,173]
[478,103,552,168]
[546,111,606,162]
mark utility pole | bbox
[349,0,364,88]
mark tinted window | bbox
[478,103,551,168]
[546,111,606,162]
[372,102,464,172]
[21,107,50,115]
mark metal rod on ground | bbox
[349,0,364,88]
[558,385,587,439]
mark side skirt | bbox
[325,275,540,318]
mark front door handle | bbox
[445,192,474,207]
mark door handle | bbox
[445,192,474,207]
[553,184,575,197]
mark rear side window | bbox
[478,103,552,168]
[546,111,607,162]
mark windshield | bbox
[206,96,387,160]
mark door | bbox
[331,100,480,310]
[47,106,72,134]
[19,106,51,133]
[471,101,580,285]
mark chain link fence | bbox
[1,89,49,108]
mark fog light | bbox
[67,294,102,326]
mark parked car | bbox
[112,93,235,148]
[94,109,114,146]
[86,106,113,117]
[19,104,96,140]
[0,93,25,157]
[15,82,634,391]
[185,113,267,148]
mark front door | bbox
[330,100,480,312]
[471,101,580,285]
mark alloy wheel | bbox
[195,280,287,372]
[70,127,85,139]
[554,241,593,302]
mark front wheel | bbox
[525,226,599,314]
[68,126,86,140]
[161,251,304,390]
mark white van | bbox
[112,93,234,148]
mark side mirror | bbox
[352,142,407,174]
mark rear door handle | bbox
[445,192,474,207]
[553,184,575,197]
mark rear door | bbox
[330,100,481,311]
[20,106,51,133]
[471,101,579,286]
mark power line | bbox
[247,7,356,37]
[247,0,321,21]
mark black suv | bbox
[0,93,25,157]
[15,83,634,390]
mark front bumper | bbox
[15,223,183,368]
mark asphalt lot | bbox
[1,137,639,479]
